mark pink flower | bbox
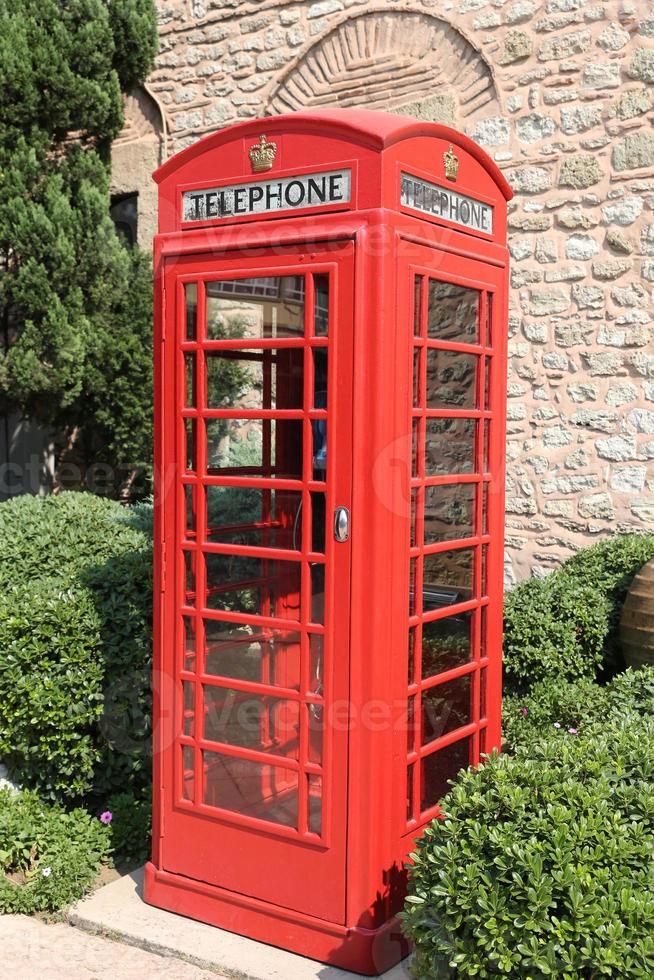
[100,811,113,825]
[520,707,528,717]
[553,722,561,729]
[568,727,578,735]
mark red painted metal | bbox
[147,109,511,975]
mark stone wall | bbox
[131,0,654,582]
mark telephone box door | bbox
[159,241,354,922]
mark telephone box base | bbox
[144,862,409,976]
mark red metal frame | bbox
[148,109,511,976]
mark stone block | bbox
[628,48,654,83]
[499,30,533,64]
[610,467,646,492]
[559,154,602,189]
[508,166,553,193]
[578,492,614,519]
[543,499,574,517]
[560,104,602,134]
[509,238,533,261]
[612,131,654,172]
[606,229,633,254]
[565,233,599,260]
[542,425,573,447]
[565,448,591,469]
[506,0,538,24]
[570,409,617,433]
[613,87,651,120]
[556,208,598,230]
[516,112,557,143]
[592,257,632,280]
[545,265,586,282]
[529,287,570,315]
[538,29,591,62]
[631,499,654,522]
[605,383,637,406]
[572,283,604,309]
[596,435,637,461]
[641,225,654,256]
[611,282,648,307]
[581,61,621,89]
[308,0,344,17]
[583,351,624,375]
[567,383,599,402]
[597,21,630,51]
[508,214,552,232]
[628,409,654,434]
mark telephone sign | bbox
[147,109,512,976]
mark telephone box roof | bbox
[153,108,513,201]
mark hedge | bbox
[0,493,152,802]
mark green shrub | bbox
[503,575,609,688]
[401,718,654,979]
[0,493,152,802]
[503,534,654,690]
[503,667,654,753]
[0,788,109,914]
[105,790,152,865]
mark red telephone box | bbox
[145,109,512,975]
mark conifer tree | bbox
[0,0,158,495]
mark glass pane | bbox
[408,628,416,684]
[426,350,477,410]
[407,694,416,752]
[307,702,323,765]
[206,276,305,340]
[409,557,418,616]
[425,418,476,476]
[204,620,301,689]
[414,276,423,337]
[206,418,303,479]
[185,354,196,406]
[484,358,491,410]
[308,773,322,835]
[413,348,421,406]
[310,563,325,625]
[309,633,323,695]
[182,745,194,802]
[311,493,326,553]
[314,274,329,337]
[312,348,328,409]
[203,686,300,758]
[205,554,301,620]
[423,549,474,609]
[182,681,195,736]
[424,484,475,544]
[422,612,473,678]
[184,419,196,472]
[184,551,197,606]
[406,763,415,821]
[421,674,472,745]
[185,283,197,341]
[206,348,303,411]
[206,486,303,549]
[183,617,196,671]
[480,668,487,720]
[420,736,471,812]
[185,485,196,539]
[427,281,479,343]
[412,418,420,478]
[410,488,418,547]
[483,420,490,473]
[486,292,493,348]
[203,751,299,828]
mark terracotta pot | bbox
[620,557,654,670]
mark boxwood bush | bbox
[401,716,654,979]
[0,788,109,914]
[0,493,152,802]
[503,534,654,689]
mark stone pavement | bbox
[0,913,225,980]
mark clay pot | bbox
[620,557,654,670]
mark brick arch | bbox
[267,10,499,126]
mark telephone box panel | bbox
[147,109,511,975]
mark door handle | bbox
[334,506,350,542]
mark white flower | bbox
[41,867,52,878]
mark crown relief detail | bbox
[444,144,459,182]
[249,134,278,173]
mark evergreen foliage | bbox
[0,0,157,494]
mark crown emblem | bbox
[444,144,459,182]
[249,134,277,173]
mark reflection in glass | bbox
[408,628,416,684]
[182,745,194,802]
[486,292,493,348]
[203,751,299,827]
[314,274,329,336]
[308,773,322,835]
[312,348,328,409]
[205,553,301,620]
[184,551,196,606]
[427,281,479,343]
[183,617,196,671]
[422,612,473,678]
[185,354,196,406]
[206,348,303,411]
[206,486,302,549]
[206,276,305,340]
[414,276,423,337]
[310,563,325,625]
[422,548,474,608]
[206,418,303,479]
[424,484,475,544]
[204,620,301,690]
[413,348,421,406]
[406,763,415,821]
[425,418,476,476]
[309,633,323,695]
[307,703,323,766]
[184,419,196,472]
[185,283,197,341]
[426,350,477,410]
[420,737,471,812]
[203,686,300,758]
[421,674,472,745]
[182,681,195,736]
[185,485,195,539]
